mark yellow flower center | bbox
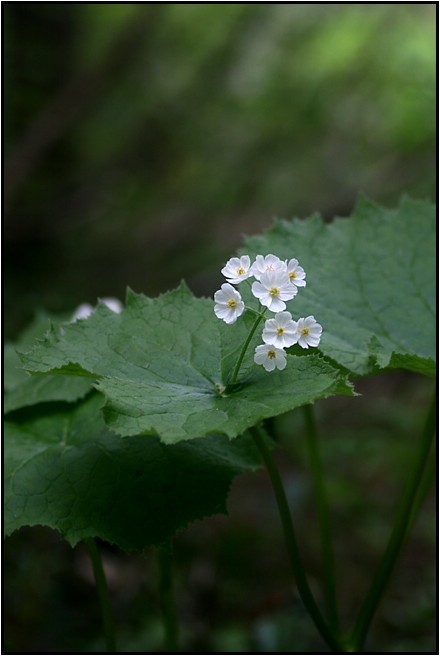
[301,327,310,336]
[237,266,246,275]
[269,287,280,297]
[268,349,276,359]
[289,271,296,280]
[227,299,237,308]
[276,327,284,335]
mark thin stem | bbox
[250,425,344,652]
[349,388,436,651]
[408,438,436,530]
[302,404,340,634]
[84,538,117,653]
[228,309,265,386]
[158,546,179,652]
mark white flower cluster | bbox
[71,297,123,322]
[214,254,322,372]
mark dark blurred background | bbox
[4,3,436,654]
[4,2,436,337]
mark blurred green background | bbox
[4,2,436,336]
[4,3,436,654]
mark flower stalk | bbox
[302,404,340,633]
[84,538,117,653]
[250,425,344,652]
[228,310,265,386]
[158,546,180,653]
[349,388,436,651]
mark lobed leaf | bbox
[4,376,92,414]
[4,312,92,412]
[4,394,265,551]
[20,285,352,443]
[242,197,436,376]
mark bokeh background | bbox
[4,3,436,654]
[4,2,436,336]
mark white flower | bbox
[294,315,323,349]
[214,283,245,324]
[262,311,298,348]
[251,270,297,312]
[285,258,306,288]
[254,343,287,372]
[71,303,94,321]
[71,297,123,322]
[250,254,287,280]
[100,297,123,314]
[221,255,253,284]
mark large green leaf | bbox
[4,376,92,414]
[4,394,265,551]
[242,197,436,376]
[4,312,91,413]
[20,286,352,443]
[5,312,59,391]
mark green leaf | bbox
[4,344,30,392]
[242,197,436,377]
[4,394,265,551]
[5,312,91,412]
[5,312,57,390]
[4,376,92,414]
[20,285,352,443]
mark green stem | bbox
[158,546,179,652]
[349,388,436,651]
[228,310,265,386]
[250,425,344,652]
[84,538,117,653]
[408,438,436,530]
[302,404,340,634]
